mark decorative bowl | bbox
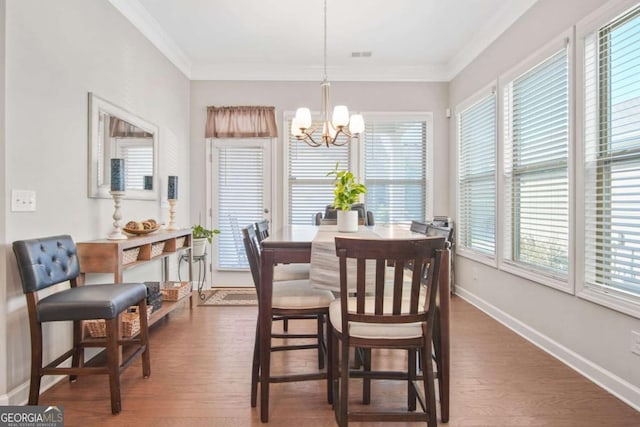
[123,226,160,235]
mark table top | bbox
[263,224,435,248]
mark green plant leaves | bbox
[327,162,367,211]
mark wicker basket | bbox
[160,281,192,301]
[85,306,153,338]
[122,247,141,264]
[175,236,186,248]
[150,242,165,257]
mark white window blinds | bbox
[503,45,570,278]
[584,5,640,299]
[363,118,428,223]
[217,145,264,269]
[457,93,497,257]
[118,143,153,191]
[288,120,351,224]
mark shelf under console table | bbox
[77,228,194,327]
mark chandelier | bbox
[291,0,364,148]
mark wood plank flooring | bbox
[36,296,640,426]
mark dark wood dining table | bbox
[258,224,450,423]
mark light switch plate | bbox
[11,189,36,212]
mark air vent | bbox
[351,51,372,58]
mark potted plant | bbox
[327,162,367,232]
[191,224,220,257]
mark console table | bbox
[77,228,194,327]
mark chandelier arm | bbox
[296,130,323,147]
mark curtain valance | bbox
[205,106,277,138]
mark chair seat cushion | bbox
[37,283,147,322]
[274,263,310,282]
[273,280,334,310]
[329,297,426,340]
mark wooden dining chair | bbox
[252,218,311,335]
[329,236,445,426]
[254,219,270,243]
[242,224,334,415]
[12,235,151,414]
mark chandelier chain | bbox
[323,0,327,81]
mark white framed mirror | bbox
[88,93,159,200]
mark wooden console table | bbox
[77,228,194,327]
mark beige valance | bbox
[205,106,278,138]
[109,117,152,138]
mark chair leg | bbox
[433,313,446,420]
[105,318,122,415]
[317,315,325,370]
[408,349,417,411]
[422,343,437,426]
[326,318,333,405]
[70,320,83,382]
[28,322,43,405]
[331,328,340,413]
[251,320,260,407]
[339,336,350,427]
[283,317,289,332]
[362,348,371,405]
[138,300,151,378]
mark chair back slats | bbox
[335,237,445,332]
[255,219,270,243]
[13,235,80,293]
[242,225,261,291]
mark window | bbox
[362,115,431,223]
[285,113,432,225]
[502,38,571,287]
[457,90,497,261]
[581,3,640,310]
[287,119,351,225]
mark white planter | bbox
[192,238,208,257]
[337,210,359,232]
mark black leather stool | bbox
[13,235,151,414]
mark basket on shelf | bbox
[150,242,165,257]
[85,306,153,338]
[175,236,186,249]
[160,281,192,301]
[122,247,141,264]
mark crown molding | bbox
[108,0,192,78]
[446,0,539,79]
[190,64,450,82]
[109,0,538,82]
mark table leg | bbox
[438,248,450,422]
[259,249,275,423]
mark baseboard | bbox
[455,286,640,411]
[3,375,65,406]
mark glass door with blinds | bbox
[212,139,272,270]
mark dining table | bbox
[258,224,451,423]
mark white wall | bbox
[449,0,640,409]
[1,0,190,403]
[189,80,450,285]
[0,0,7,405]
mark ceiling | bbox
[109,0,538,81]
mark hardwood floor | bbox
[37,296,640,426]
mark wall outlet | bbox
[631,331,640,356]
[11,189,36,212]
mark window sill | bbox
[577,285,640,320]
[499,261,572,294]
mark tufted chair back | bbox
[13,234,80,293]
